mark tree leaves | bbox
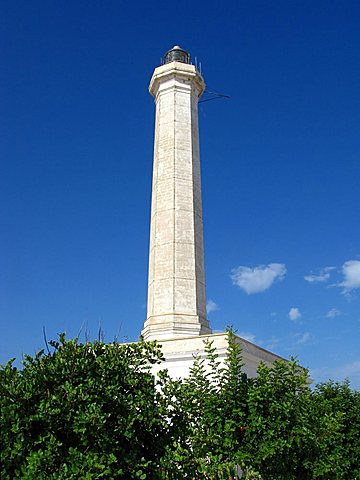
[0,335,167,479]
[1,330,359,479]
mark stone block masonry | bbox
[142,53,211,341]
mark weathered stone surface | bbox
[142,60,211,341]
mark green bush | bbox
[1,330,359,479]
[0,335,168,479]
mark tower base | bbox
[142,314,211,341]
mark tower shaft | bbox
[142,56,211,341]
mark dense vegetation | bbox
[1,330,359,479]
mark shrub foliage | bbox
[1,330,359,479]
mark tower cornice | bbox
[149,61,205,101]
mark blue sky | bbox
[1,1,359,388]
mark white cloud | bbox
[238,331,256,343]
[334,360,360,379]
[231,263,286,294]
[338,260,360,293]
[288,307,302,322]
[206,299,219,314]
[265,336,280,351]
[325,308,341,318]
[238,333,280,351]
[312,360,360,389]
[304,267,334,283]
[295,332,311,345]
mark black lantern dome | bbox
[163,45,190,65]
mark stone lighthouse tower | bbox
[142,46,212,341]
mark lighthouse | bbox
[140,46,285,379]
[142,46,211,341]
